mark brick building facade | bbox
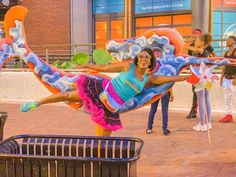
[19,0,70,55]
[19,0,70,46]
[0,0,71,57]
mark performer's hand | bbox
[185,72,199,84]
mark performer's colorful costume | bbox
[76,63,148,131]
[0,6,235,135]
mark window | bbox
[111,20,123,39]
[95,20,124,49]
[213,0,236,56]
[135,0,191,14]
[93,0,125,14]
[95,21,108,48]
[135,14,192,40]
[93,0,125,49]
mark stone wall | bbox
[0,72,234,113]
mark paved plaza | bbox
[1,100,236,177]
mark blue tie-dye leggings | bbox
[196,89,211,125]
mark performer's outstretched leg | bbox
[95,124,112,136]
[20,90,82,112]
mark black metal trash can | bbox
[0,112,7,141]
[0,134,143,177]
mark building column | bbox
[124,1,128,38]
[124,0,133,38]
[70,0,93,54]
[192,0,211,33]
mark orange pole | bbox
[128,0,133,38]
[124,0,129,38]
[209,0,213,33]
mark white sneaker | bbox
[207,123,212,130]
[193,123,207,131]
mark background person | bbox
[146,88,174,135]
[204,32,216,57]
[187,34,212,131]
[186,29,202,119]
[219,36,236,123]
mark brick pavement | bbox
[0,101,236,177]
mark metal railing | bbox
[2,43,101,69]
[29,43,102,62]
[0,112,7,141]
[1,39,228,70]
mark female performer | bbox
[20,48,190,135]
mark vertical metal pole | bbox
[209,0,213,33]
[0,112,8,141]
[46,46,49,63]
[202,89,212,144]
[20,57,23,69]
[73,44,77,55]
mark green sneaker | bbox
[20,101,39,112]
